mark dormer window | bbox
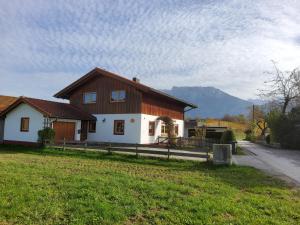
[111,90,126,102]
[83,92,96,104]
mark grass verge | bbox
[0,145,299,225]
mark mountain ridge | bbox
[162,86,253,118]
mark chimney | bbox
[132,77,140,83]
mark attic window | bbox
[83,92,96,104]
[111,90,126,102]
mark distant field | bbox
[0,145,299,225]
[204,119,247,140]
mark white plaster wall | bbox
[87,114,142,144]
[49,118,81,141]
[140,114,184,144]
[87,113,184,144]
[4,103,44,143]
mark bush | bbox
[38,127,55,144]
[265,135,271,144]
[220,130,236,144]
[266,107,300,149]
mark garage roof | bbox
[0,97,96,121]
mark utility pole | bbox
[252,104,255,123]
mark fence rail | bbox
[46,137,218,161]
[157,136,219,149]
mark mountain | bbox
[247,98,267,105]
[162,86,253,118]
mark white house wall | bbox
[87,114,142,144]
[140,114,184,144]
[4,103,44,143]
[87,113,184,144]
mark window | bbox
[83,92,96,104]
[161,123,178,136]
[174,124,179,136]
[20,117,29,132]
[149,121,155,136]
[111,90,126,102]
[114,120,125,135]
[88,121,96,133]
[161,123,169,136]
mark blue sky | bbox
[0,0,300,100]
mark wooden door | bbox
[53,121,75,143]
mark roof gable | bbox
[0,95,17,112]
[54,67,197,108]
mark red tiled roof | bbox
[0,95,17,112]
[0,97,96,121]
[54,67,197,108]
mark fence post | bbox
[108,144,111,154]
[167,145,170,160]
[206,147,209,162]
[135,143,138,157]
[84,141,87,150]
[63,138,65,151]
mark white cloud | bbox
[0,0,300,100]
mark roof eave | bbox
[0,97,51,118]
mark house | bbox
[0,95,17,143]
[0,68,196,145]
[54,68,197,144]
[0,97,95,145]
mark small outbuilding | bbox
[0,97,96,145]
[184,119,228,140]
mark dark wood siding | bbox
[141,94,184,120]
[68,74,185,119]
[69,76,142,114]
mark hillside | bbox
[162,86,253,118]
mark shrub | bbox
[244,129,256,142]
[38,127,55,144]
[266,107,300,149]
[265,135,271,144]
[220,130,236,144]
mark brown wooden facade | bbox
[69,76,142,114]
[67,75,185,120]
[141,94,184,120]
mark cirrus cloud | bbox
[0,0,300,100]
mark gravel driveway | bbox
[233,141,300,186]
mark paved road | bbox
[233,141,300,186]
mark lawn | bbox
[0,145,299,225]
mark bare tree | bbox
[260,61,300,114]
[248,105,268,136]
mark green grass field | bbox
[0,145,299,225]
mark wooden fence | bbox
[46,137,218,161]
[157,136,219,149]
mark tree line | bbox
[247,61,300,149]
